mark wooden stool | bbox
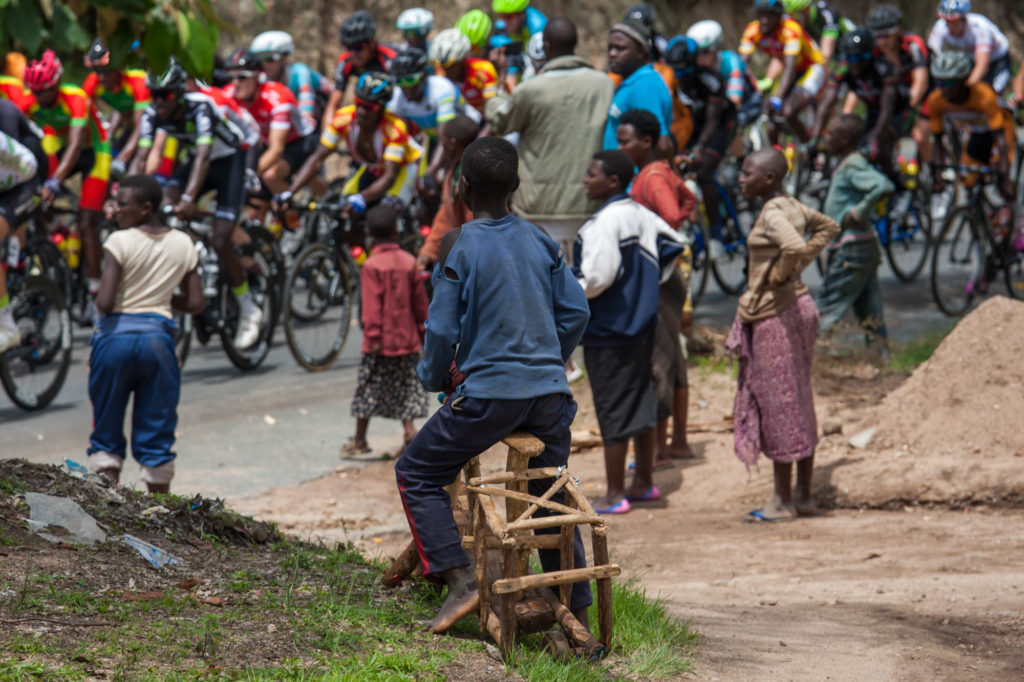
[383,431,620,659]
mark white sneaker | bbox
[0,323,21,354]
[234,304,263,349]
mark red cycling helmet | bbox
[24,50,63,91]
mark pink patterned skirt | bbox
[726,294,819,469]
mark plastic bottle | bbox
[783,143,796,173]
[65,231,82,270]
[350,246,367,266]
[994,206,1013,241]
[905,158,919,190]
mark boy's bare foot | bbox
[744,496,797,522]
[422,565,479,634]
[793,493,818,516]
[652,453,674,470]
[668,443,697,459]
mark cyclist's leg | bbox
[696,118,736,228]
[782,65,824,142]
[207,153,247,289]
[984,54,1012,96]
[75,145,111,287]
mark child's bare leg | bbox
[626,428,656,496]
[594,441,628,508]
[353,418,369,445]
[423,564,479,634]
[754,461,797,519]
[793,453,817,516]
[401,419,417,442]
[669,386,696,458]
[654,419,673,467]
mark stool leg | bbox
[500,546,517,655]
[559,524,574,606]
[473,500,489,631]
[593,527,614,650]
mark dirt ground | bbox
[234,327,1024,681]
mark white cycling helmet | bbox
[397,8,434,35]
[686,20,723,53]
[251,30,294,57]
[526,31,545,62]
[429,28,472,68]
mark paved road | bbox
[3,261,955,501]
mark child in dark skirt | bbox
[344,205,430,456]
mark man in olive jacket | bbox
[486,17,614,260]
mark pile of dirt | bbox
[830,296,1024,507]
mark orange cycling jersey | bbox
[0,75,34,114]
[456,58,498,113]
[739,18,824,74]
[927,83,1004,135]
[82,69,150,116]
[320,105,421,174]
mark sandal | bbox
[626,485,661,502]
[339,438,372,457]
[743,508,796,523]
[594,498,631,514]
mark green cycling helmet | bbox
[782,0,813,12]
[492,0,529,13]
[456,9,493,48]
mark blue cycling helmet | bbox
[754,0,785,13]
[664,35,699,77]
[354,71,394,105]
[937,0,969,18]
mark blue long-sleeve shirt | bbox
[418,214,590,399]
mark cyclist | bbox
[250,31,332,124]
[664,35,737,230]
[281,73,422,225]
[687,20,761,124]
[0,98,46,352]
[738,0,825,142]
[325,10,397,131]
[130,63,262,349]
[927,0,1010,92]
[624,3,669,59]
[492,0,547,52]
[782,0,855,72]
[388,48,478,186]
[396,8,434,52]
[456,9,493,58]
[0,73,35,113]
[927,51,1014,202]
[81,39,149,179]
[429,29,499,116]
[810,29,901,178]
[224,50,318,208]
[867,6,931,161]
[25,50,111,320]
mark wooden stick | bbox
[484,607,504,648]
[559,524,574,606]
[563,479,597,517]
[514,472,570,524]
[538,587,605,660]
[468,485,583,518]
[505,444,532,525]
[474,500,489,631]
[381,540,420,587]
[514,597,556,633]
[592,528,614,651]
[500,431,545,457]
[462,534,561,551]
[504,513,603,534]
[469,467,564,486]
[499,546,518,655]
[492,565,620,595]
[476,491,506,536]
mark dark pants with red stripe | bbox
[395,392,593,611]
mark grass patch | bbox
[688,354,737,380]
[887,325,954,373]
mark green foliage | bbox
[1,0,262,78]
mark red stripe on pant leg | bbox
[397,472,431,576]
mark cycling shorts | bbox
[342,161,418,208]
[984,54,1011,96]
[68,147,112,212]
[794,64,826,97]
[168,152,245,223]
[0,178,38,226]
[281,133,319,175]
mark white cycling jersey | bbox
[387,75,480,139]
[927,13,1009,60]
[0,131,37,192]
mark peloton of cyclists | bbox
[249,31,332,124]
[325,10,398,132]
[81,39,150,179]
[927,0,1011,92]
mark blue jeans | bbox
[394,392,593,611]
[87,314,180,469]
[817,240,887,344]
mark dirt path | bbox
[232,359,1024,680]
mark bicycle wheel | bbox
[686,219,710,309]
[173,312,192,368]
[1002,239,1024,300]
[884,187,932,282]
[25,238,73,306]
[246,225,286,329]
[0,276,73,411]
[219,242,277,370]
[284,243,355,371]
[931,206,984,317]
[710,192,750,296]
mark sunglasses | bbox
[231,71,257,81]
[845,52,871,63]
[935,78,963,88]
[396,73,423,88]
[872,28,899,38]
[355,98,381,112]
[93,66,114,75]
[345,41,371,52]
[939,15,966,23]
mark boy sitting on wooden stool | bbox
[394,136,593,634]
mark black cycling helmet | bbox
[226,48,262,72]
[624,3,656,28]
[840,28,875,58]
[84,38,110,69]
[390,48,429,78]
[340,10,377,47]
[147,60,188,93]
[754,0,785,13]
[354,71,394,105]
[664,36,699,74]
[211,55,232,88]
[867,5,903,32]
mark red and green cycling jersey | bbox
[0,75,35,114]
[82,69,150,115]
[28,84,109,155]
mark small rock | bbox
[484,643,502,662]
[201,596,225,607]
[779,640,788,647]
[263,414,277,426]
[849,427,876,449]
[267,624,277,634]
[821,418,842,436]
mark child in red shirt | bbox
[344,204,430,456]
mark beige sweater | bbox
[737,196,839,323]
